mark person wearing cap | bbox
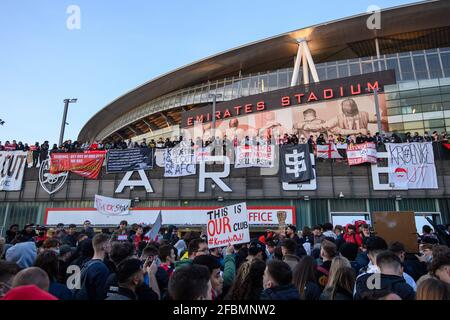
[57,245,75,283]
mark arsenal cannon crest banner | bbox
[280,144,315,183]
[386,142,438,189]
[50,151,106,179]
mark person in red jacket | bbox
[343,224,363,247]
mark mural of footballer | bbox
[301,98,387,135]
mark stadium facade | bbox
[1,0,450,234]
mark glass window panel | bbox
[400,57,415,80]
[338,64,349,78]
[249,76,259,95]
[402,106,421,115]
[441,94,450,102]
[349,63,361,76]
[385,92,400,100]
[421,95,442,104]
[421,103,442,112]
[232,80,241,99]
[317,67,326,81]
[423,119,445,128]
[386,99,400,108]
[420,87,441,96]
[445,118,450,126]
[326,66,337,80]
[259,75,268,93]
[223,80,233,100]
[426,54,443,79]
[278,71,288,88]
[399,90,420,99]
[361,61,374,74]
[440,52,450,77]
[389,123,404,132]
[440,86,450,94]
[387,107,401,116]
[386,58,401,80]
[403,121,424,130]
[444,101,450,110]
[373,59,385,71]
[268,73,278,91]
[240,78,250,96]
[413,55,429,80]
[215,81,225,97]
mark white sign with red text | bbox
[45,206,295,226]
[207,203,250,249]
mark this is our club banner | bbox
[206,202,250,249]
[50,151,106,179]
[347,142,377,166]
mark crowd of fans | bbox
[0,217,449,300]
[1,130,449,166]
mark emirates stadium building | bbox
[1,0,450,235]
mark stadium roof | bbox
[79,0,450,142]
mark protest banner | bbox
[234,145,275,168]
[106,148,154,173]
[0,151,28,191]
[206,202,250,249]
[386,142,438,189]
[164,147,196,177]
[280,144,315,183]
[194,147,212,163]
[50,151,106,179]
[347,142,377,166]
[94,194,131,216]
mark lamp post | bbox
[59,98,77,147]
[208,93,222,140]
[367,88,383,135]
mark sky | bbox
[0,0,416,145]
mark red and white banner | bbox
[316,144,343,159]
[347,142,377,166]
[50,151,106,179]
[44,206,296,226]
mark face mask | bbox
[52,248,60,255]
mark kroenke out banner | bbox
[0,151,28,191]
[180,71,395,141]
[50,151,106,179]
